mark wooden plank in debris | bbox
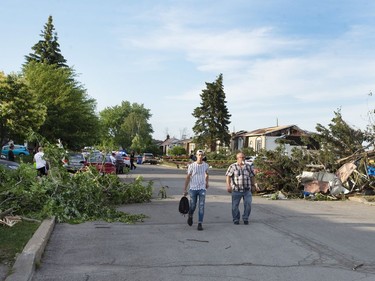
[336,162,357,183]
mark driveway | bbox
[31,164,375,281]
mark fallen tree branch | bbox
[337,150,375,165]
[0,208,13,219]
[21,216,42,223]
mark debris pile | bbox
[298,150,375,199]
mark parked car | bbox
[142,153,157,164]
[118,150,131,167]
[81,147,100,159]
[62,153,86,173]
[1,144,30,158]
[0,159,20,170]
[85,154,116,175]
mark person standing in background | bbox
[130,150,136,170]
[34,147,48,177]
[8,144,15,161]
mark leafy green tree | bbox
[144,142,162,156]
[0,71,47,145]
[24,62,99,149]
[24,15,67,68]
[130,134,143,154]
[99,101,154,150]
[192,74,231,151]
[168,146,186,156]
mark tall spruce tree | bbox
[192,74,231,151]
[25,15,67,67]
[22,16,99,149]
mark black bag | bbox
[179,196,189,215]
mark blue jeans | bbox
[232,190,252,222]
[189,189,206,223]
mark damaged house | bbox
[230,125,317,156]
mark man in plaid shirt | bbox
[225,152,257,225]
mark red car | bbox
[85,154,116,175]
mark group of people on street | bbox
[183,150,257,231]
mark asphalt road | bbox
[31,164,375,281]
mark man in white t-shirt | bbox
[183,150,209,231]
[34,147,47,177]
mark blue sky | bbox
[1,1,375,141]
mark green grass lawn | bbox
[0,221,40,266]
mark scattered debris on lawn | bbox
[0,208,40,227]
[0,208,20,227]
[0,215,22,227]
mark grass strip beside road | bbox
[0,221,40,267]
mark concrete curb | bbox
[348,196,375,206]
[5,217,55,281]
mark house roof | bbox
[159,137,179,146]
[244,125,307,136]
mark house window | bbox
[256,137,262,152]
[238,137,244,149]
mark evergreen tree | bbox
[192,74,231,151]
[24,15,67,67]
[312,109,365,170]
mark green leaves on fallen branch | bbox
[0,164,152,224]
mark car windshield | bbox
[88,155,111,163]
[88,155,104,162]
[69,154,84,161]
